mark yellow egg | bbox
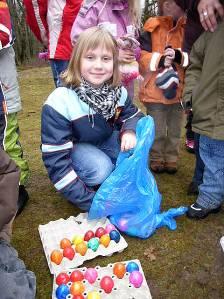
[87,291,101,299]
[72,235,84,246]
[100,234,110,248]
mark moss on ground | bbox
[13,67,224,299]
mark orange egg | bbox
[75,241,87,256]
[60,238,72,249]
[50,250,63,265]
[100,234,110,248]
[70,281,85,295]
[113,262,126,279]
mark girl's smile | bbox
[80,46,114,87]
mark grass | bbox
[13,66,224,299]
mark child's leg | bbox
[165,103,184,165]
[49,59,69,87]
[196,135,224,209]
[4,113,29,186]
[71,144,115,187]
[146,103,167,165]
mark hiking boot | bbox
[164,161,177,174]
[150,161,165,173]
[16,185,29,217]
[186,202,221,219]
[185,139,195,153]
[187,181,199,196]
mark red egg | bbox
[56,272,70,285]
[70,270,84,282]
[73,295,84,299]
[63,246,75,260]
[100,276,114,294]
[84,230,95,242]
[95,227,106,238]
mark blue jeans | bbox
[197,135,224,209]
[71,131,121,187]
[192,133,204,186]
[49,59,69,87]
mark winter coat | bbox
[23,0,83,60]
[41,86,143,210]
[70,0,137,44]
[183,22,224,140]
[139,16,188,105]
[0,1,21,113]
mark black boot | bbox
[16,185,29,217]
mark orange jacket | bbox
[139,16,188,105]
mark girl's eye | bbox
[86,55,93,60]
[103,56,112,61]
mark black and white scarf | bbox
[74,79,122,121]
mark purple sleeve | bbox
[70,5,98,45]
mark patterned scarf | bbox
[74,79,122,120]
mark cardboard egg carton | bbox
[52,259,152,299]
[39,213,128,274]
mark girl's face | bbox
[80,46,114,88]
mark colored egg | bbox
[87,291,101,299]
[60,238,72,249]
[105,223,116,234]
[55,284,70,299]
[84,230,95,242]
[50,250,63,265]
[113,262,126,279]
[87,238,99,252]
[129,270,143,288]
[70,270,84,282]
[63,246,75,260]
[56,272,70,285]
[73,295,84,299]
[100,276,114,294]
[99,234,110,248]
[72,235,84,246]
[75,241,87,256]
[95,227,106,238]
[84,268,98,284]
[109,230,120,243]
[70,281,85,296]
[126,261,139,273]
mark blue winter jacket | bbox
[41,86,144,210]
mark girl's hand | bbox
[119,48,135,63]
[164,48,175,67]
[121,130,137,152]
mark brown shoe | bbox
[150,161,165,173]
[165,161,177,174]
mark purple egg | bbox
[105,224,116,234]
[129,271,143,288]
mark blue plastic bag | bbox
[88,116,187,238]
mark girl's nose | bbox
[94,58,103,68]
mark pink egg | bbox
[129,271,143,288]
[105,224,116,234]
[84,268,98,284]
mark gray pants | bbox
[146,103,184,163]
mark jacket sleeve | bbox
[116,88,144,132]
[23,0,48,46]
[0,1,12,49]
[139,30,163,74]
[70,3,98,45]
[182,34,205,105]
[41,101,95,211]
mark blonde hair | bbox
[61,27,120,88]
[128,0,142,28]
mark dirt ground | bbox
[12,66,224,299]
